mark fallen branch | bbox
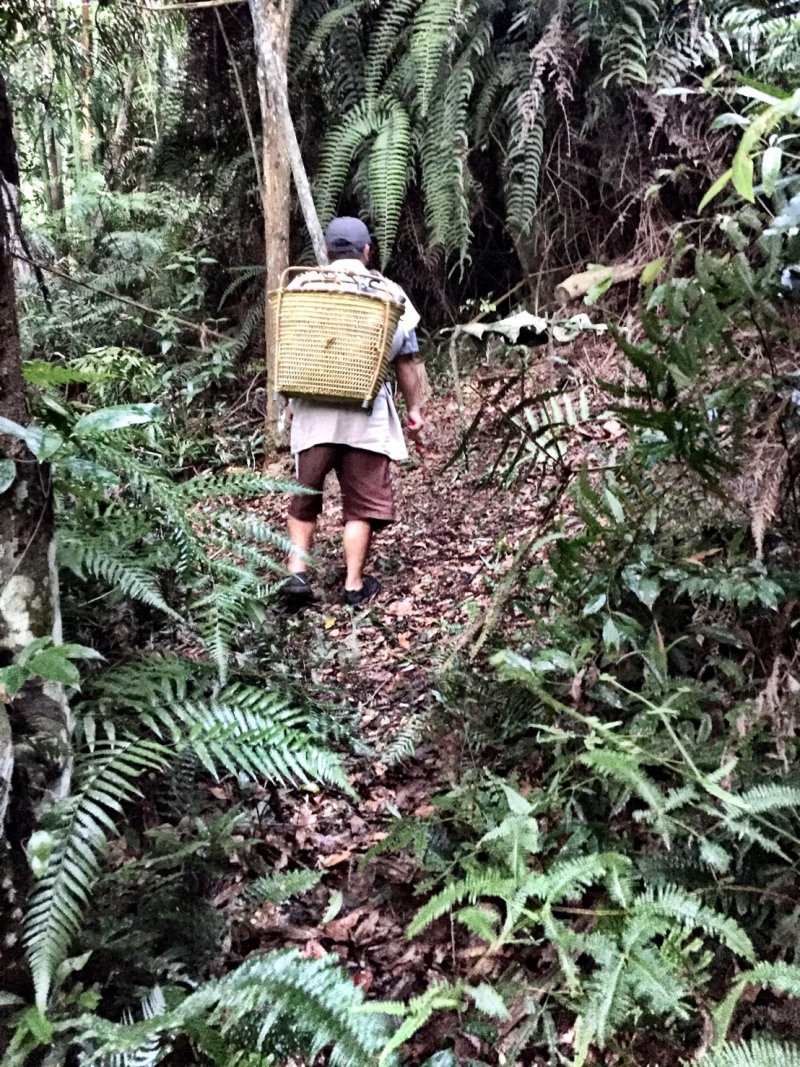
[10,251,228,343]
[555,262,641,305]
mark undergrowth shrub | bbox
[1,312,375,1063]
[373,87,800,1064]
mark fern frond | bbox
[25,738,170,1009]
[58,530,179,619]
[578,748,667,820]
[314,102,383,224]
[364,0,417,99]
[536,852,628,905]
[367,101,411,265]
[409,868,516,936]
[217,265,265,312]
[81,950,394,1067]
[417,24,488,259]
[505,101,544,237]
[143,691,354,795]
[713,963,800,1049]
[181,471,299,504]
[296,1,371,75]
[240,869,323,910]
[99,987,168,1067]
[227,302,264,363]
[190,575,258,682]
[411,0,458,118]
[695,1040,800,1067]
[89,654,195,714]
[381,714,424,767]
[214,511,299,560]
[736,783,800,815]
[636,884,755,961]
[751,461,785,561]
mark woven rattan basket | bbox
[268,267,403,409]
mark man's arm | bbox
[394,355,424,440]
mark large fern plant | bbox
[298,0,793,266]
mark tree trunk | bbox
[47,125,65,214]
[108,57,139,182]
[0,66,72,997]
[41,1,65,214]
[248,0,326,440]
[79,0,94,170]
[37,128,53,214]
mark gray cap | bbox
[324,216,371,254]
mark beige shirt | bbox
[288,259,420,462]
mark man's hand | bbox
[395,357,424,444]
[407,407,424,441]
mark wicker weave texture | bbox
[269,281,403,407]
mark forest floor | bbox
[212,336,624,1062]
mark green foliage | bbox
[695,1041,800,1067]
[368,101,412,262]
[143,688,355,796]
[303,0,800,268]
[25,736,171,1009]
[240,869,323,910]
[79,951,395,1067]
[383,82,800,1062]
[3,387,300,680]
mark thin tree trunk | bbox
[37,128,53,214]
[248,0,326,440]
[47,126,65,213]
[108,57,139,181]
[80,0,94,170]
[0,71,71,836]
[41,1,65,213]
[0,69,71,1000]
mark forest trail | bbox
[223,337,620,1058]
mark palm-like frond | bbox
[58,529,179,619]
[25,738,170,1009]
[368,101,412,263]
[411,0,458,118]
[79,950,395,1067]
[240,869,323,910]
[314,101,384,224]
[695,1041,800,1067]
[364,0,418,99]
[142,686,355,796]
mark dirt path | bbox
[224,347,615,1057]
[224,386,543,1009]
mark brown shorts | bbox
[289,444,395,528]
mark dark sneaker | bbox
[343,575,381,607]
[281,572,314,602]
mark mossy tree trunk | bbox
[0,69,71,995]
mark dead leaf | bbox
[388,598,414,617]
[323,908,364,941]
[301,940,328,960]
[353,969,374,992]
[319,849,354,868]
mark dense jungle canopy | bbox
[2,1,800,1065]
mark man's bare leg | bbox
[287,516,316,574]
[343,519,372,591]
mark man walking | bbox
[283,216,424,606]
